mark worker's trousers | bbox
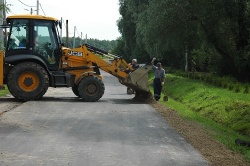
[153,78,162,101]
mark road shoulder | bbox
[151,102,250,166]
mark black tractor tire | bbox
[72,84,80,97]
[7,62,49,101]
[78,76,105,102]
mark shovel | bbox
[162,84,168,102]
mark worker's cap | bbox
[132,59,137,63]
[156,62,161,67]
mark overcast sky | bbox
[6,0,121,40]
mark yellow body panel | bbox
[61,45,151,92]
[62,45,130,83]
[7,15,57,21]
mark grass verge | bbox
[0,85,9,97]
[149,72,250,162]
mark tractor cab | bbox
[5,15,62,71]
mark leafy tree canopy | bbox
[116,0,250,81]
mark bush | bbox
[234,83,241,93]
[244,84,249,94]
[170,69,249,94]
[228,83,234,90]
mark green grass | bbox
[171,69,249,94]
[165,74,250,135]
[165,97,250,160]
[0,85,9,97]
[149,72,250,162]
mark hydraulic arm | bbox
[63,44,152,92]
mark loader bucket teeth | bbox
[133,91,154,102]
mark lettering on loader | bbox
[68,51,83,57]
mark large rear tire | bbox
[78,76,105,102]
[7,62,49,101]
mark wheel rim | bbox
[18,72,39,92]
[85,83,98,96]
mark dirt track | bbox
[152,102,250,166]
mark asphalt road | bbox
[0,72,209,166]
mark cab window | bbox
[33,21,58,65]
[7,19,28,50]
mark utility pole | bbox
[80,32,83,45]
[66,20,69,47]
[73,26,76,48]
[0,0,4,49]
[60,17,63,39]
[2,0,5,24]
[36,0,39,15]
[24,8,33,14]
[3,0,6,49]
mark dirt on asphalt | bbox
[0,98,22,116]
[151,102,250,166]
[0,96,249,166]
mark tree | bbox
[188,0,250,80]
[117,0,250,81]
[117,0,150,63]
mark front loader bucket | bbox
[121,64,152,92]
[120,64,154,102]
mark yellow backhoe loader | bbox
[0,14,152,102]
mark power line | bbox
[16,0,46,15]
[39,3,45,15]
[17,0,35,8]
[10,1,83,40]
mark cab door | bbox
[5,18,62,71]
[6,19,31,55]
[32,20,61,70]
